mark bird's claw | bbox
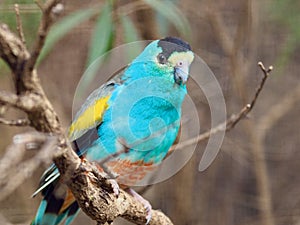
[108,179,120,197]
[145,204,152,225]
[126,188,152,224]
[142,198,152,224]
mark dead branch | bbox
[129,62,273,197]
[0,91,20,108]
[206,4,276,225]
[0,23,62,132]
[14,4,26,46]
[26,0,62,71]
[171,62,273,152]
[54,149,173,225]
[0,23,29,71]
[0,117,30,126]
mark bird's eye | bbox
[157,53,167,64]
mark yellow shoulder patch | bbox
[68,95,110,138]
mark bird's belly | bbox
[86,96,182,185]
[105,159,156,186]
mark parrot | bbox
[31,36,194,225]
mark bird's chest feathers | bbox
[109,81,183,141]
[111,64,185,136]
[94,63,186,163]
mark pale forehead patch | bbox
[168,51,194,65]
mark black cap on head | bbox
[157,37,191,59]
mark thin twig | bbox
[0,90,34,111]
[0,117,30,126]
[0,91,19,107]
[249,61,275,225]
[14,4,26,46]
[27,0,62,71]
[171,62,273,151]
[251,62,273,109]
[140,62,273,197]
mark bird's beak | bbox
[174,60,190,85]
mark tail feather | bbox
[50,202,79,225]
[32,182,80,225]
[64,202,80,225]
[32,163,81,225]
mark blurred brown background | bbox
[0,0,299,225]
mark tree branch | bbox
[171,62,273,151]
[0,90,19,107]
[26,0,62,71]
[53,148,174,225]
[0,23,29,71]
[14,4,26,47]
[0,117,30,126]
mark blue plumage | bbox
[32,37,194,225]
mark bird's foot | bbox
[126,188,152,224]
[108,179,120,196]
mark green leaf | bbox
[156,11,170,37]
[37,8,97,65]
[143,0,191,38]
[121,16,140,43]
[78,2,114,96]
[154,0,179,36]
[86,2,114,67]
[120,16,142,59]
